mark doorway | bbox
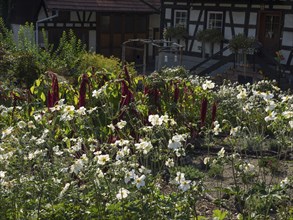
[258,11,282,55]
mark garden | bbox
[0,19,293,219]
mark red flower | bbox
[78,74,89,108]
[200,97,208,127]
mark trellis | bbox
[122,39,184,74]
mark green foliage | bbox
[196,29,223,43]
[163,25,188,40]
[228,34,255,53]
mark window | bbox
[207,12,223,30]
[174,10,187,27]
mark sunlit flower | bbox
[282,111,293,119]
[265,111,277,122]
[116,120,127,129]
[203,157,210,165]
[165,158,175,167]
[133,174,146,189]
[174,172,185,184]
[230,126,240,136]
[107,123,115,132]
[178,179,191,192]
[76,106,87,115]
[280,177,289,188]
[135,139,153,154]
[237,89,247,99]
[17,121,26,129]
[97,154,110,165]
[124,169,136,184]
[168,140,182,150]
[1,127,13,139]
[116,188,130,200]
[265,101,276,112]
[217,147,225,158]
[70,158,84,174]
[213,121,222,135]
[289,121,293,129]
[59,183,70,198]
[202,80,215,90]
[148,114,163,126]
[0,171,6,178]
[260,92,274,101]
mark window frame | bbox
[207,11,223,30]
[174,10,188,27]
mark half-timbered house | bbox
[161,0,293,87]
[35,0,161,62]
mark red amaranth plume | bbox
[174,83,179,103]
[124,65,131,86]
[47,71,59,108]
[211,102,217,124]
[200,97,208,127]
[119,80,133,108]
[78,73,89,108]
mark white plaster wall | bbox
[248,29,256,37]
[225,12,230,23]
[249,13,257,25]
[234,27,244,35]
[284,14,293,28]
[224,27,233,40]
[165,8,172,19]
[280,50,290,65]
[282,31,293,47]
[191,40,202,53]
[189,24,195,36]
[190,10,200,21]
[89,30,96,52]
[232,12,245,24]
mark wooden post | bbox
[143,43,147,74]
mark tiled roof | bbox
[45,0,161,13]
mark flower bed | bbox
[0,66,292,219]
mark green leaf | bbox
[35,79,41,87]
[40,92,46,102]
[30,85,35,94]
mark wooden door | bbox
[258,11,282,54]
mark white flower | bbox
[148,114,163,126]
[0,171,6,178]
[174,172,185,184]
[260,92,274,101]
[133,174,146,189]
[59,183,70,198]
[160,114,169,123]
[265,101,276,112]
[172,134,186,142]
[116,120,127,129]
[202,80,215,90]
[63,105,75,113]
[70,159,84,174]
[289,121,293,129]
[124,169,136,184]
[17,121,26,129]
[265,111,277,122]
[97,154,110,165]
[116,146,130,160]
[168,140,182,150]
[76,107,87,115]
[138,166,151,175]
[178,179,191,192]
[237,89,247,99]
[27,121,36,129]
[230,126,240,136]
[165,158,175,167]
[280,177,289,188]
[217,147,225,158]
[107,123,115,132]
[213,121,222,135]
[203,157,210,165]
[135,140,153,155]
[1,127,13,139]
[282,111,293,119]
[116,188,130,200]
